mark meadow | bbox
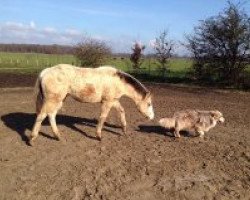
[0,52,78,74]
[1,52,249,88]
[0,52,192,78]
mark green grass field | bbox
[0,52,192,77]
[0,52,78,73]
[0,52,249,88]
[1,52,249,85]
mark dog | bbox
[159,110,225,138]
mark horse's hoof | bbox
[57,135,66,143]
[96,136,102,141]
[28,139,34,146]
[122,127,127,135]
[60,138,67,144]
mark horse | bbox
[29,64,154,145]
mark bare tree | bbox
[186,1,250,85]
[130,42,146,69]
[74,38,112,67]
[153,30,174,75]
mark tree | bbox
[74,38,111,67]
[153,30,174,75]
[130,42,146,69]
[186,2,250,85]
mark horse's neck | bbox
[123,85,143,104]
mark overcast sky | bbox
[1,0,250,54]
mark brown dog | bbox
[159,110,225,138]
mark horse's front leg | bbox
[96,101,114,140]
[113,101,127,135]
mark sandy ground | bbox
[0,84,249,200]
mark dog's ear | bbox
[210,111,220,119]
[210,112,215,118]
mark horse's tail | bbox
[34,74,44,114]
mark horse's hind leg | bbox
[29,110,47,146]
[96,101,114,140]
[113,101,127,135]
[30,99,64,145]
[47,101,64,141]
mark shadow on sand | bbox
[1,112,122,145]
[137,125,191,138]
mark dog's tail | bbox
[159,118,175,129]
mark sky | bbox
[0,0,250,54]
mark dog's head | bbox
[210,110,225,123]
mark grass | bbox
[0,52,249,89]
[0,52,78,74]
[0,52,192,76]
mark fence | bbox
[0,53,80,70]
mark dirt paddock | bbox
[0,84,249,200]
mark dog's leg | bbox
[197,130,205,138]
[174,121,181,138]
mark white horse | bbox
[30,64,154,145]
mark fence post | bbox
[148,58,151,75]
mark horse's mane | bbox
[116,70,149,98]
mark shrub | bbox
[153,30,174,76]
[186,2,250,86]
[130,42,146,69]
[74,38,111,67]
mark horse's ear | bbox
[145,92,151,100]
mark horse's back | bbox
[70,65,122,102]
[39,64,76,79]
[38,64,124,103]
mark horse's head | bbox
[137,92,154,120]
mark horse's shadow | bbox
[1,112,122,145]
[137,125,191,138]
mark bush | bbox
[74,38,111,67]
[130,42,146,69]
[153,30,174,76]
[186,2,250,86]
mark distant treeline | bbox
[0,43,131,57]
[0,43,188,59]
[0,44,75,55]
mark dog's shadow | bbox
[137,125,192,138]
[1,112,122,145]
